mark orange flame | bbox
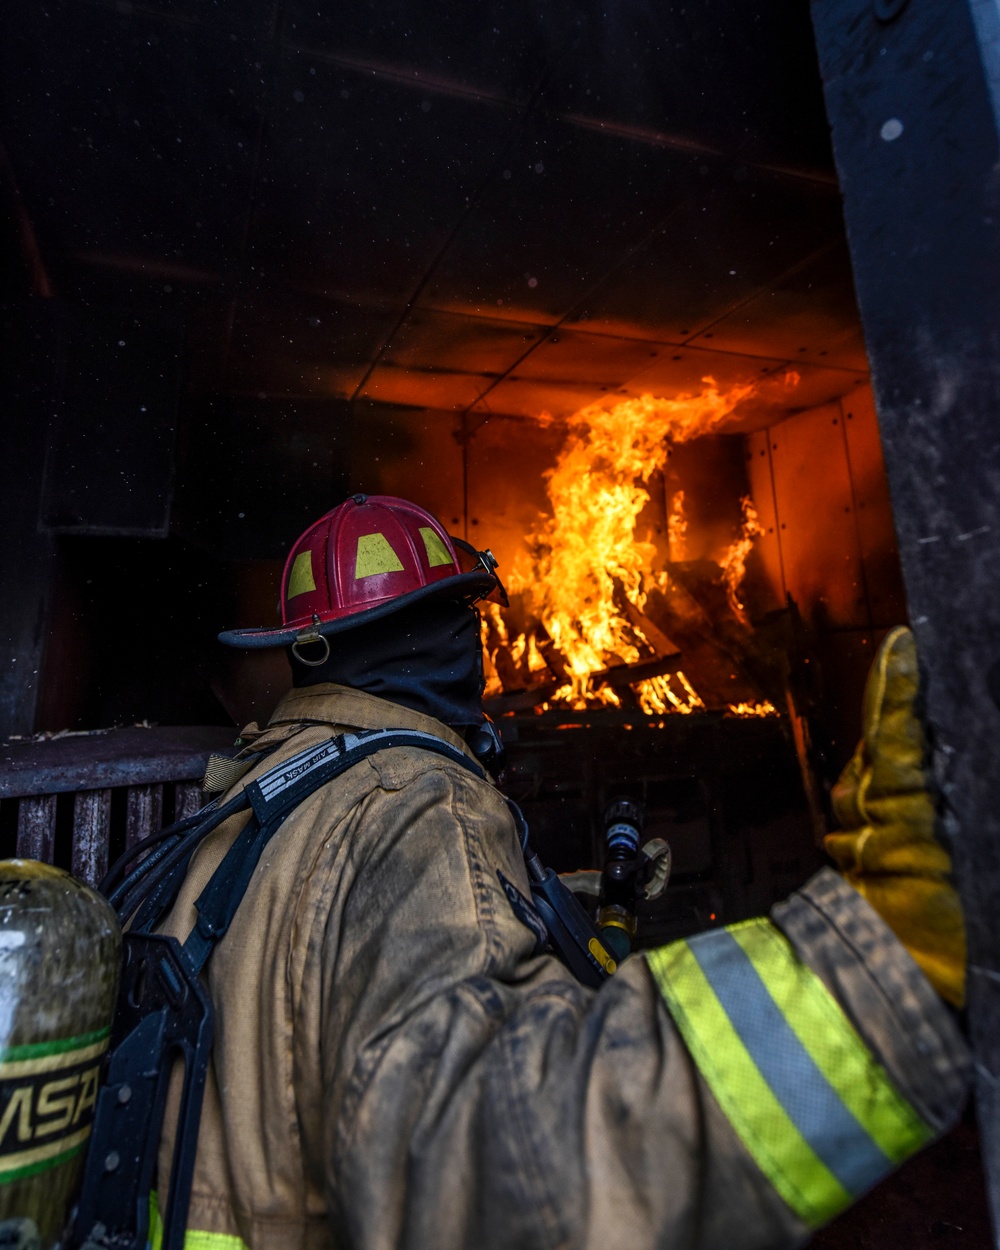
[667,489,688,562]
[722,496,763,625]
[480,605,506,699]
[507,382,758,709]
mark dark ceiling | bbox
[1,0,866,428]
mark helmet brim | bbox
[218,568,497,649]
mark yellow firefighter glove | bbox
[823,626,967,1008]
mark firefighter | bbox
[152,493,969,1250]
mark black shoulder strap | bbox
[180,724,612,986]
[107,727,481,937]
[183,728,484,971]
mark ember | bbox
[726,701,779,718]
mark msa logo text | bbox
[0,1062,100,1153]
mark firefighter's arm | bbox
[317,756,969,1250]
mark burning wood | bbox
[484,682,559,716]
[611,577,680,661]
[479,383,789,716]
[591,653,684,691]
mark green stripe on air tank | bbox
[0,1026,110,1064]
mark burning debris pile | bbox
[481,382,790,720]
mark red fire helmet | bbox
[219,494,507,650]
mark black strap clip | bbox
[73,934,211,1250]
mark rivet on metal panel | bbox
[873,0,909,20]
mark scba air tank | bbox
[0,862,120,1250]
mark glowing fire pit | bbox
[480,382,791,720]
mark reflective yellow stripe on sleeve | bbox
[148,1191,249,1250]
[646,918,933,1228]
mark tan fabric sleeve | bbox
[315,764,970,1250]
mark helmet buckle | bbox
[291,629,331,667]
[475,548,509,607]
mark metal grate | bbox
[1,727,236,887]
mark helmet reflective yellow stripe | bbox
[148,1192,249,1250]
[646,919,932,1228]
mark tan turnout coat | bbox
[157,683,970,1250]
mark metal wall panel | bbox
[768,401,868,630]
[744,429,787,611]
[745,384,905,633]
[350,404,466,538]
[465,414,565,578]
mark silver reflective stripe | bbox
[253,729,467,806]
[254,737,346,803]
[646,918,932,1228]
[690,929,893,1196]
